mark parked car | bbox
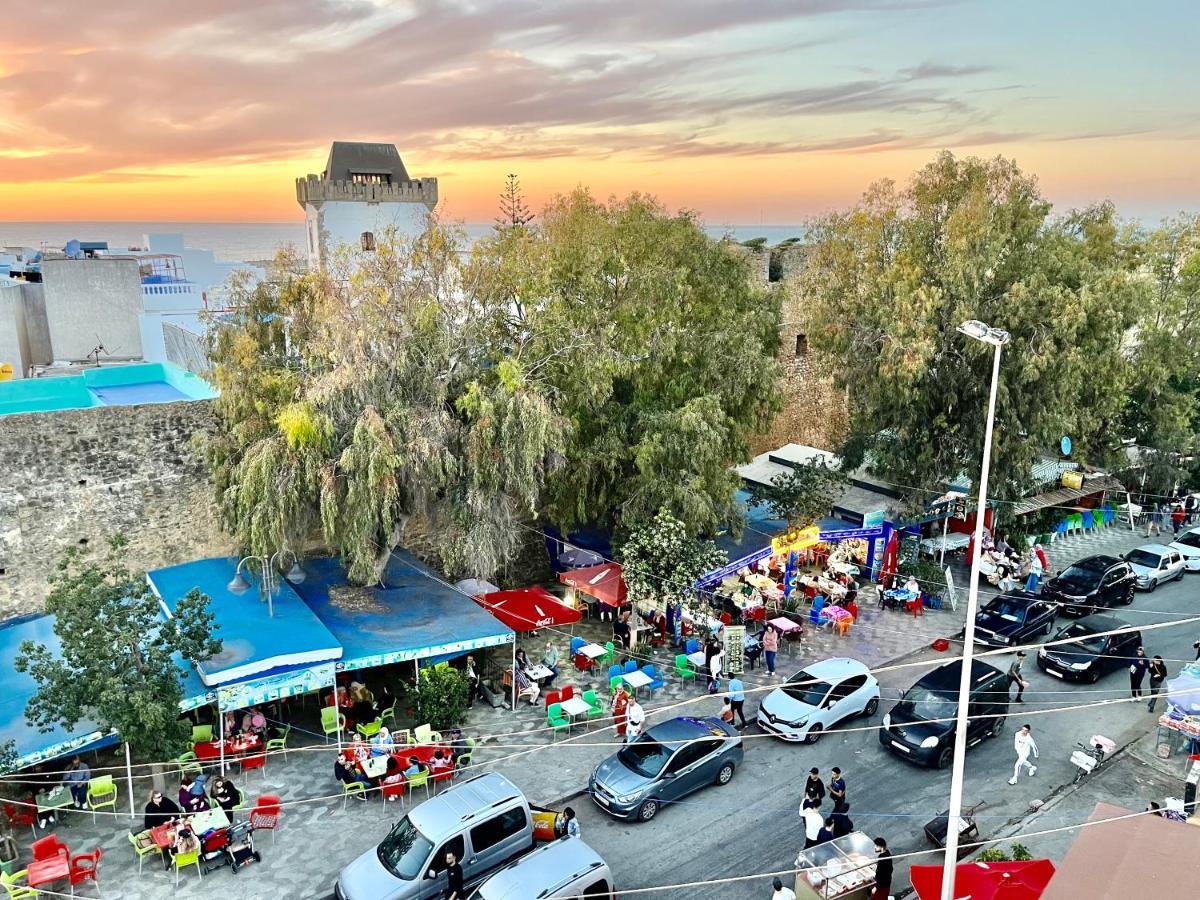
[1169,528,1200,573]
[335,773,535,900]
[589,716,742,822]
[757,657,880,743]
[1041,555,1135,616]
[1124,544,1187,591]
[1037,614,1142,683]
[469,838,613,900]
[879,659,1008,769]
[972,591,1058,647]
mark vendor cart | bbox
[793,831,877,900]
[923,800,983,856]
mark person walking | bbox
[1147,502,1163,537]
[763,624,779,677]
[804,767,825,808]
[1024,548,1044,593]
[1008,724,1038,784]
[870,838,893,900]
[728,675,747,729]
[625,697,646,743]
[1147,655,1169,712]
[1172,504,1186,536]
[444,849,465,900]
[1129,646,1150,698]
[771,876,797,900]
[1007,651,1029,704]
[720,697,734,724]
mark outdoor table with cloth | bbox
[525,664,554,683]
[151,807,231,849]
[194,734,261,761]
[361,755,390,779]
[578,643,608,660]
[920,532,970,556]
[27,857,70,889]
[768,616,804,654]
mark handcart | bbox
[923,800,984,857]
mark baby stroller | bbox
[225,820,262,873]
[199,827,233,874]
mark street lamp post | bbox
[941,320,1009,900]
[227,549,306,618]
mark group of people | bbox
[1145,495,1196,536]
[334,736,466,800]
[332,680,396,733]
[983,532,1050,593]
[609,682,646,742]
[167,772,243,817]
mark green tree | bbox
[617,509,728,613]
[800,152,1141,506]
[496,173,535,231]
[14,537,221,763]
[415,665,470,732]
[475,189,783,538]
[207,225,567,584]
[747,460,846,531]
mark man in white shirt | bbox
[1008,723,1038,784]
[625,698,646,742]
[801,800,824,849]
[771,876,797,900]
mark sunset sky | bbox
[1,0,1197,225]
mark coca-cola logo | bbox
[535,616,552,627]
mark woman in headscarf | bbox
[610,683,630,737]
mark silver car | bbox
[1124,544,1186,591]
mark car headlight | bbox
[882,713,891,727]
[920,736,940,749]
[1038,647,1046,657]
[1069,662,1090,671]
[615,788,647,804]
[787,717,809,728]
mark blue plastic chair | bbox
[642,664,665,697]
[1103,504,1115,525]
[685,639,700,656]
[1053,519,1069,540]
[1081,510,1095,531]
[809,594,826,626]
[570,636,585,656]
[607,664,622,683]
[623,660,638,675]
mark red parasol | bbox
[558,563,628,608]
[472,587,582,632]
[909,860,1056,900]
[880,531,900,587]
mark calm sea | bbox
[0,221,805,264]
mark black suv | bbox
[1037,614,1142,683]
[879,659,1009,769]
[1041,555,1135,617]
[972,591,1058,647]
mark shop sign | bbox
[215,661,336,713]
[863,509,887,529]
[771,525,821,556]
[723,626,745,675]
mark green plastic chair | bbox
[583,689,605,722]
[265,724,292,753]
[674,654,697,682]
[87,774,117,822]
[341,781,367,810]
[413,724,441,744]
[453,753,473,780]
[191,724,213,744]
[406,769,431,800]
[1,869,36,900]
[175,750,203,777]
[600,641,616,666]
[128,831,158,877]
[379,704,397,725]
[358,718,383,739]
[174,848,202,885]
[321,706,346,742]
[547,703,571,738]
[1067,512,1084,535]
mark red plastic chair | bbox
[69,847,102,891]
[573,652,595,673]
[3,802,36,838]
[32,833,69,861]
[560,685,574,702]
[240,752,267,780]
[543,689,561,708]
[381,780,405,805]
[249,795,282,846]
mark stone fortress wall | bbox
[295,176,439,208]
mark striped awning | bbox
[1011,475,1125,516]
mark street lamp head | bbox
[284,561,307,585]
[957,320,1010,347]
[227,572,251,594]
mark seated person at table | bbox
[429,749,453,776]
[513,665,539,705]
[371,726,396,757]
[903,576,920,596]
[177,776,208,813]
[350,733,372,764]
[211,777,242,814]
[335,752,371,790]
[515,649,532,672]
[222,711,241,739]
[540,641,559,686]
[845,599,859,621]
[170,823,199,860]
[402,756,425,778]
[144,789,182,831]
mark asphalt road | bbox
[571,567,1200,898]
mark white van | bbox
[470,839,614,900]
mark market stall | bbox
[1155,663,1200,765]
[792,831,878,900]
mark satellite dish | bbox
[1061,436,1072,456]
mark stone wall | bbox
[0,399,231,617]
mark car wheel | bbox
[1147,579,1158,593]
[1087,668,1100,684]
[716,762,735,785]
[1041,622,1053,637]
[863,697,879,717]
[637,799,659,822]
[936,746,954,769]
[989,715,1006,738]
[1121,587,1134,605]
[804,724,824,745]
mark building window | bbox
[795,334,808,357]
[360,232,377,252]
[351,173,391,185]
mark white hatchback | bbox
[1124,544,1187,591]
[1169,528,1200,573]
[757,657,880,744]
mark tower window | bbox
[795,334,808,357]
[351,173,391,185]
[361,232,377,252]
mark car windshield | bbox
[1176,532,1200,549]
[783,675,833,707]
[1057,565,1102,590]
[378,816,434,881]
[981,599,1026,622]
[899,685,959,720]
[618,739,672,778]
[1125,549,1163,568]
[1055,624,1108,653]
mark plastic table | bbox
[27,857,70,888]
[622,670,653,692]
[578,643,608,660]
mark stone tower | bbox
[296,142,438,269]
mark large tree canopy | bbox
[800,152,1143,506]
[474,190,783,539]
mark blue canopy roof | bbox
[291,551,514,672]
[148,557,342,687]
[0,614,119,771]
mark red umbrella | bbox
[880,531,900,587]
[558,563,628,608]
[910,860,1056,900]
[472,587,582,632]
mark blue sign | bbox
[1061,435,1072,456]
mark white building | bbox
[296,142,438,269]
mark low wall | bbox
[0,399,231,617]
